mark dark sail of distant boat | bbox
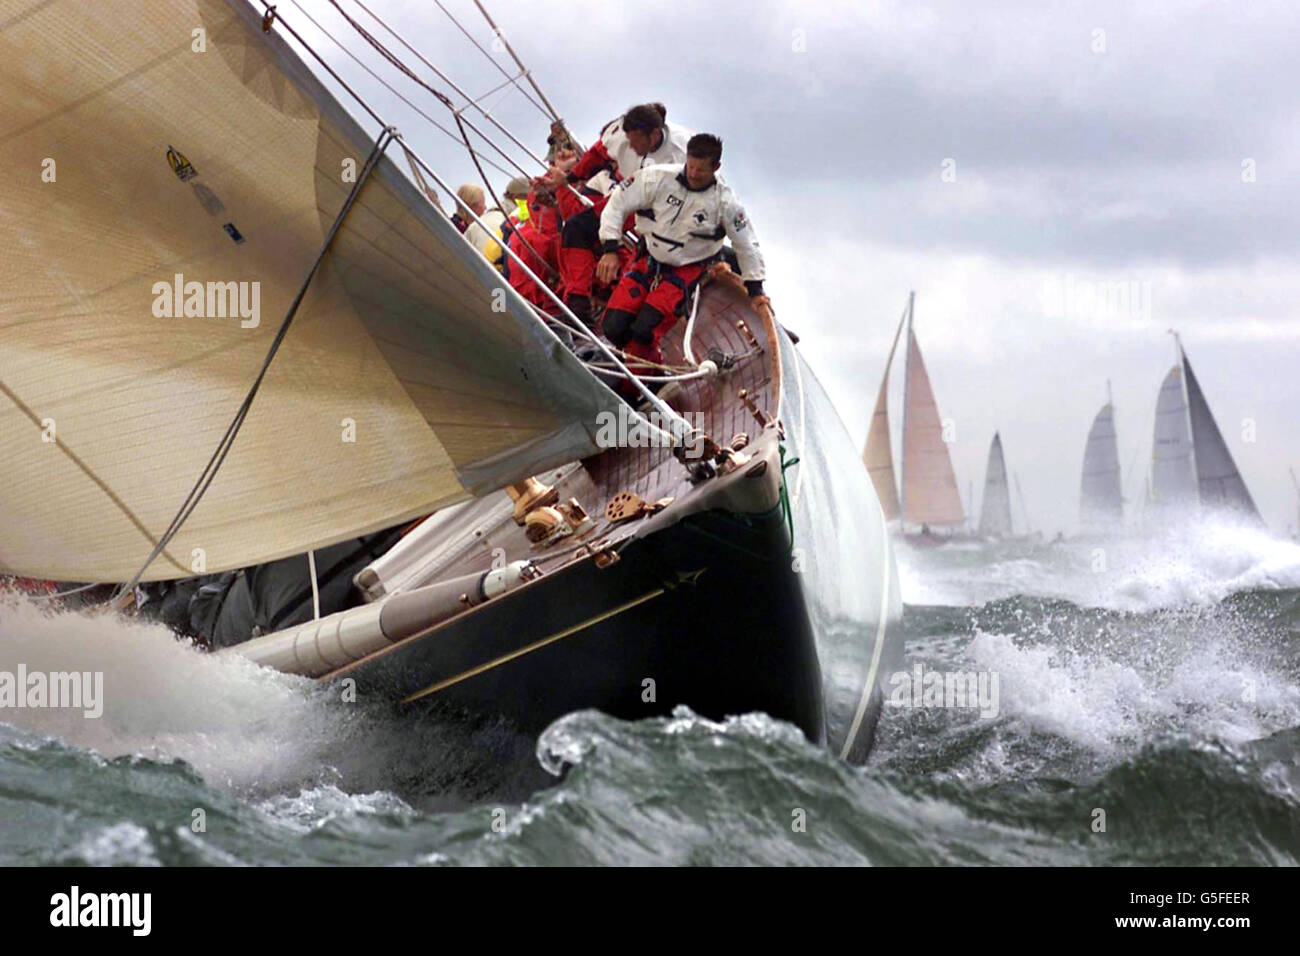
[1148,335,1261,524]
[978,432,1012,537]
[1080,386,1123,531]
[1182,350,1261,520]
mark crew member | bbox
[547,103,690,325]
[451,183,484,233]
[507,178,562,311]
[596,133,770,384]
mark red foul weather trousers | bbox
[601,253,706,379]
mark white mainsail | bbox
[1149,364,1197,514]
[1080,398,1123,530]
[861,297,908,521]
[0,0,622,582]
[900,302,964,528]
[978,432,1012,537]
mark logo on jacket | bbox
[692,210,708,226]
[732,210,748,231]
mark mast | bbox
[899,290,915,528]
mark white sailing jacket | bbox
[569,118,692,196]
[598,163,766,283]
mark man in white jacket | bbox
[547,103,691,325]
[595,133,770,377]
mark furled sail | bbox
[1149,365,1197,513]
[861,300,908,520]
[978,432,1012,537]
[1080,402,1123,529]
[901,323,964,527]
[0,0,622,582]
[1182,354,1261,522]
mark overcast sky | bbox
[278,0,1300,535]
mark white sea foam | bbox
[896,516,1300,612]
[0,596,356,793]
[968,629,1300,754]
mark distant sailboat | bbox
[978,432,1012,538]
[1080,383,1124,531]
[1148,335,1261,524]
[862,292,965,535]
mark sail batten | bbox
[978,432,1012,537]
[1080,402,1123,530]
[0,0,622,582]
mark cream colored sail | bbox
[901,316,964,528]
[861,299,908,520]
[0,0,621,582]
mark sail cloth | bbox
[862,306,907,520]
[978,432,1012,537]
[901,328,964,527]
[1080,403,1123,529]
[1182,356,1261,522]
[1150,365,1197,513]
[0,0,622,582]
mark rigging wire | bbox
[285,0,515,180]
[431,0,551,119]
[352,0,561,172]
[468,0,583,152]
[324,0,547,185]
[335,0,592,216]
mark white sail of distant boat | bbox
[861,298,908,521]
[862,292,964,531]
[1080,385,1123,530]
[0,0,624,583]
[1149,364,1198,514]
[978,432,1012,537]
[1148,335,1261,524]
